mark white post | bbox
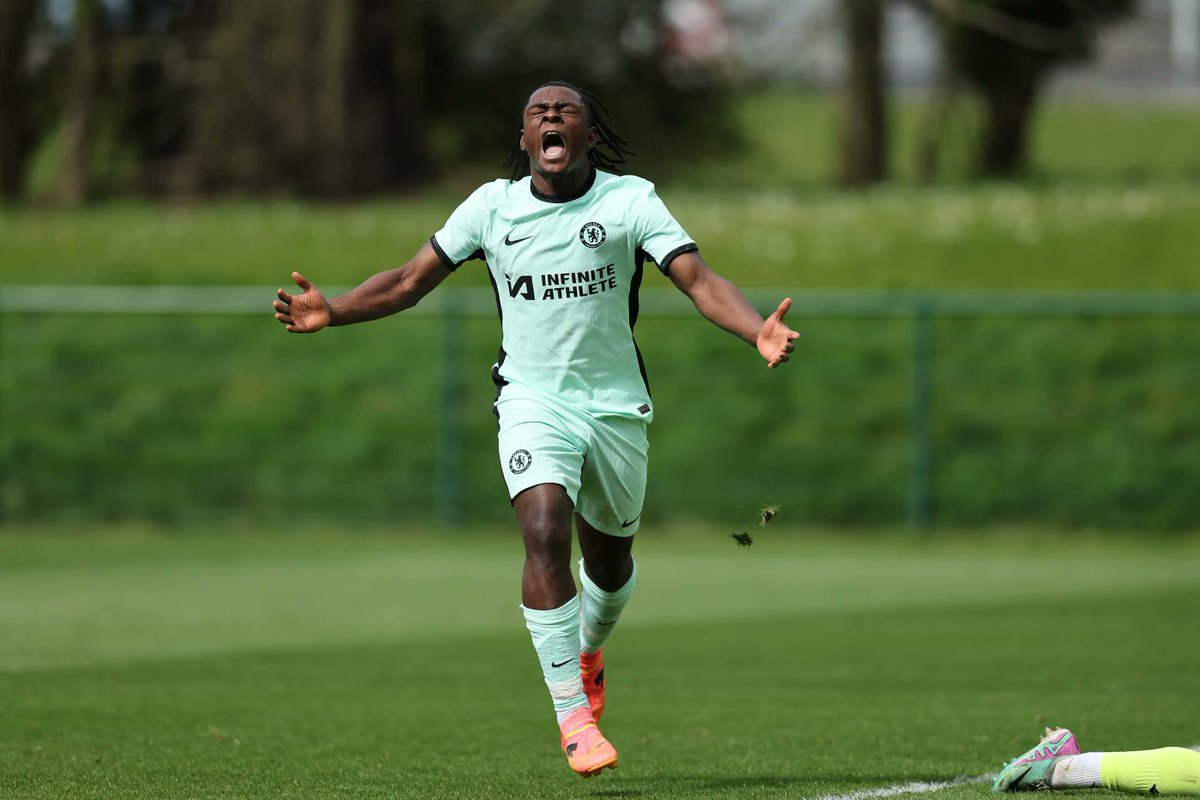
[1171,0,1200,79]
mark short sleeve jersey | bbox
[431,169,697,421]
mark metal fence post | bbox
[436,292,464,529]
[909,298,934,527]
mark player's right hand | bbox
[274,271,331,333]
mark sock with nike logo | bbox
[521,596,589,724]
[578,557,637,654]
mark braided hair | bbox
[502,80,635,180]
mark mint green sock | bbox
[521,596,589,722]
[578,558,637,655]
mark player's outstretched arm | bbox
[667,251,799,368]
[273,242,451,333]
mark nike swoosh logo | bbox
[550,658,574,668]
[504,233,533,246]
[620,515,641,528]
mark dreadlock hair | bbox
[502,80,635,180]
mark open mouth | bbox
[541,131,566,159]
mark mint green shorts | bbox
[495,385,648,537]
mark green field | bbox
[2,528,1198,799]
[2,96,1200,529]
[3,182,1200,529]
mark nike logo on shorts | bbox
[621,515,641,529]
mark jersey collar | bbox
[529,167,596,204]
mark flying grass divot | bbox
[729,503,781,546]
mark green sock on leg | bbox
[578,557,637,654]
[522,596,589,724]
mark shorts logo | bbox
[579,222,606,249]
[509,449,532,474]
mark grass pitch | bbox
[1,528,1198,799]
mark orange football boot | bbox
[580,649,606,721]
[559,706,618,778]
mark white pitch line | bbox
[814,747,1200,800]
[812,774,990,800]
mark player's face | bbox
[519,86,597,178]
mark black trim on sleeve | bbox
[430,235,483,272]
[429,235,457,272]
[657,242,699,275]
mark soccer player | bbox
[994,728,1200,795]
[272,80,799,777]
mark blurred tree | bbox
[0,0,39,199]
[188,0,432,196]
[58,0,103,205]
[839,0,888,186]
[4,0,734,200]
[109,0,202,195]
[418,0,736,184]
[915,0,1137,177]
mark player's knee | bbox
[521,515,571,562]
[583,553,633,592]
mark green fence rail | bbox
[3,286,1200,529]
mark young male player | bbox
[994,727,1200,795]
[272,80,799,777]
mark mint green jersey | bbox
[431,169,697,421]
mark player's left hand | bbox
[757,298,800,368]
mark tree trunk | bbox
[59,0,102,205]
[839,0,888,186]
[977,73,1040,177]
[914,59,959,184]
[0,0,37,200]
[315,0,355,194]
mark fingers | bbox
[275,286,301,331]
[772,297,792,320]
[766,335,798,368]
[274,296,292,326]
[292,271,313,291]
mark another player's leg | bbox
[516,484,618,777]
[993,727,1082,791]
[994,728,1200,795]
[575,516,636,722]
[1097,748,1200,795]
[1052,748,1200,795]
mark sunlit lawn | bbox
[2,528,1198,799]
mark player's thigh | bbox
[496,395,587,506]
[575,416,648,537]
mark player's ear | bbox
[519,131,526,152]
[587,126,597,149]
